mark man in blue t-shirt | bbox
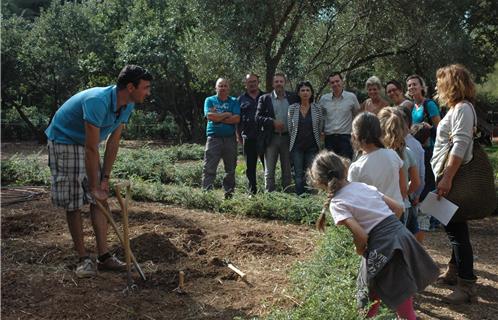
[45,65,152,277]
[202,78,240,199]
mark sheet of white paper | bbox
[419,192,459,226]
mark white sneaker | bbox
[75,258,97,278]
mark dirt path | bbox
[415,216,498,320]
[2,193,497,319]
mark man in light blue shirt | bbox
[45,65,152,277]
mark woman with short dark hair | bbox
[288,81,323,195]
[385,80,413,110]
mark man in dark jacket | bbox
[237,73,265,194]
[255,72,298,192]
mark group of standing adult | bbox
[201,72,360,197]
[202,70,440,198]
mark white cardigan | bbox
[431,101,475,177]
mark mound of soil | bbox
[120,232,187,263]
[237,230,294,255]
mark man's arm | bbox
[101,124,124,189]
[85,122,106,200]
[207,111,232,122]
[221,115,240,124]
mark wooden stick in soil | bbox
[115,184,132,288]
[227,263,246,280]
[95,200,146,281]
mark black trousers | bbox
[445,220,476,280]
[243,138,264,194]
[324,134,353,160]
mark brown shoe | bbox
[443,277,478,304]
[437,263,457,285]
[97,255,127,272]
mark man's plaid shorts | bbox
[47,140,96,210]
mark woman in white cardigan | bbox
[432,64,478,304]
[288,81,323,195]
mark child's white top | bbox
[329,182,394,233]
[348,148,404,206]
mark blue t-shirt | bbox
[204,95,240,137]
[412,99,440,125]
[412,99,440,147]
[45,85,135,145]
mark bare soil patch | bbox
[1,195,317,319]
[415,216,498,320]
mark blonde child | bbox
[378,108,422,241]
[310,150,439,319]
[348,112,405,207]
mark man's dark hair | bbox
[117,65,153,90]
[295,81,315,103]
[327,72,343,83]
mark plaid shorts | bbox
[48,140,97,210]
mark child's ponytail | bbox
[378,107,406,159]
[308,152,348,232]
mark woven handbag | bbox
[437,104,497,222]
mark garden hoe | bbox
[114,182,138,293]
[95,182,146,284]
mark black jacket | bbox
[254,91,299,153]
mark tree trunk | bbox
[13,103,47,144]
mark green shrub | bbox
[128,176,222,212]
[268,227,361,320]
[122,110,178,140]
[112,147,179,183]
[166,144,205,161]
[1,153,50,185]
[220,192,321,224]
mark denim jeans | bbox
[243,137,264,194]
[324,134,353,159]
[264,134,292,192]
[202,136,237,194]
[444,220,476,280]
[291,146,318,195]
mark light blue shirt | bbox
[319,90,360,134]
[271,90,290,133]
[45,85,135,145]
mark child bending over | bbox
[309,150,439,319]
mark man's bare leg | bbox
[90,203,109,255]
[66,209,87,258]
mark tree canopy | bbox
[2,0,497,142]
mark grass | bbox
[0,144,321,224]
